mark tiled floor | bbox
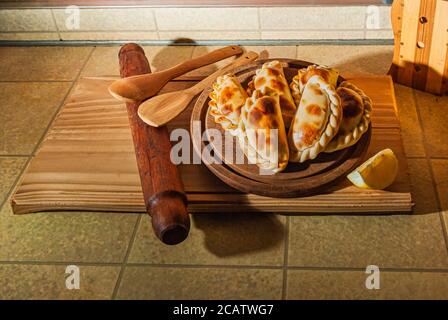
[0,45,447,300]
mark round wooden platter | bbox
[190,59,372,198]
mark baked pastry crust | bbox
[238,90,289,173]
[290,65,339,105]
[247,60,297,128]
[288,75,342,163]
[325,81,372,153]
[209,74,248,136]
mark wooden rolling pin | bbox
[119,43,189,245]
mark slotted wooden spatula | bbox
[109,45,243,102]
[138,51,258,127]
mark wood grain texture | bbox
[118,44,189,245]
[390,0,448,95]
[11,74,412,214]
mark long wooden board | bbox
[11,75,413,214]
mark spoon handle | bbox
[160,45,244,79]
[188,51,259,94]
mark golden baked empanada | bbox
[247,60,296,128]
[325,81,372,153]
[290,65,339,105]
[238,90,289,173]
[209,74,248,135]
[288,75,342,163]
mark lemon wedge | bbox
[347,148,399,190]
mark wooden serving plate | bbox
[191,59,372,198]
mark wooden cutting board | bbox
[11,74,413,214]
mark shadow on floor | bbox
[192,212,285,257]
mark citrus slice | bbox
[347,148,399,190]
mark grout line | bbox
[0,157,30,211]
[111,214,142,299]
[0,260,447,273]
[152,9,160,41]
[411,90,448,254]
[50,9,61,40]
[281,216,290,300]
[0,48,95,211]
[0,155,31,158]
[31,47,95,157]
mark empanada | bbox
[209,74,248,135]
[325,81,372,153]
[238,90,289,173]
[247,60,297,128]
[288,75,342,163]
[290,65,339,105]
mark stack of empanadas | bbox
[208,61,372,174]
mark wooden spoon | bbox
[109,45,243,102]
[138,51,258,127]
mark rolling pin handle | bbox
[148,191,190,245]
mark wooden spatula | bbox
[138,51,258,127]
[109,45,243,102]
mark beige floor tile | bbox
[60,32,158,41]
[185,46,238,77]
[81,46,122,77]
[260,7,365,30]
[288,213,447,269]
[431,159,448,210]
[117,266,282,300]
[159,31,260,41]
[0,47,92,81]
[129,213,286,266]
[146,45,195,74]
[408,159,439,214]
[53,8,156,32]
[288,159,444,269]
[296,45,393,77]
[0,32,59,41]
[0,9,56,32]
[0,203,138,263]
[415,90,448,158]
[155,7,259,31]
[287,270,448,300]
[81,45,194,77]
[244,46,297,60]
[0,157,27,205]
[0,264,119,300]
[394,84,426,157]
[431,159,448,237]
[0,82,71,155]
